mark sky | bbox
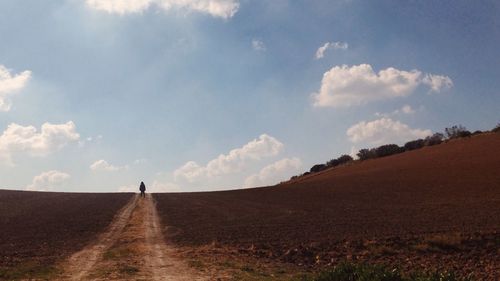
[0,0,499,192]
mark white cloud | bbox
[346,117,432,145]
[118,180,180,193]
[86,0,240,19]
[312,64,452,108]
[174,134,284,182]
[0,65,32,112]
[400,104,416,114]
[252,39,266,51]
[150,180,180,192]
[376,104,417,117]
[244,157,302,188]
[315,41,348,59]
[90,159,128,171]
[422,74,453,93]
[26,170,70,191]
[0,121,80,165]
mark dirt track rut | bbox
[59,194,206,280]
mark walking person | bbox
[139,181,146,198]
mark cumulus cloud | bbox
[26,170,70,191]
[0,65,32,112]
[118,180,180,193]
[90,159,128,171]
[174,134,283,182]
[86,0,239,19]
[315,41,348,59]
[422,74,453,93]
[0,121,80,165]
[347,117,432,146]
[252,39,266,51]
[312,64,453,108]
[244,157,302,188]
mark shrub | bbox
[404,139,425,151]
[375,144,404,157]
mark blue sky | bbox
[0,0,499,192]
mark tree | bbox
[445,125,471,139]
[492,123,500,133]
[404,139,425,151]
[375,144,404,157]
[310,164,327,173]
[357,148,376,160]
[327,154,353,167]
[424,133,444,146]
[337,154,353,164]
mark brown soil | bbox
[154,133,500,280]
[0,191,132,280]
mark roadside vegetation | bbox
[302,263,473,281]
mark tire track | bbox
[60,195,138,280]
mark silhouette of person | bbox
[139,181,146,198]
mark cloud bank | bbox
[0,121,80,165]
[244,157,302,188]
[86,0,240,19]
[174,134,283,182]
[0,65,31,112]
[312,64,453,108]
[26,170,70,191]
[347,117,432,146]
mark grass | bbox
[0,263,59,280]
[188,259,205,269]
[413,233,463,253]
[119,265,139,275]
[301,263,473,281]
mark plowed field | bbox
[0,191,132,279]
[154,133,500,279]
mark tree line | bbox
[289,123,499,181]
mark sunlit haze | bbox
[1,0,499,192]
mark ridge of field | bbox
[0,191,133,279]
[153,133,500,279]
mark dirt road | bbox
[59,194,207,280]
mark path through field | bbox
[59,194,207,280]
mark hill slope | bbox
[154,133,500,278]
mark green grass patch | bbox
[301,263,473,281]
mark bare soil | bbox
[154,133,500,280]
